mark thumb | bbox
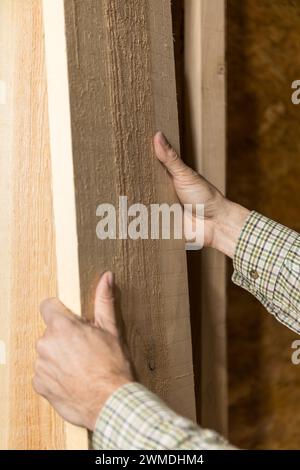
[94,271,118,337]
[154,131,193,179]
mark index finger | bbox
[39,297,77,327]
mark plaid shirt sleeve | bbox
[93,211,299,450]
[92,382,235,450]
[232,211,300,333]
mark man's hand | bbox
[154,132,250,258]
[33,272,133,431]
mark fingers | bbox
[94,271,118,337]
[40,272,118,338]
[154,131,193,179]
[32,367,58,400]
[40,297,77,329]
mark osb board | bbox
[0,0,65,449]
[227,0,300,449]
[44,0,195,434]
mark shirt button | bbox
[250,269,259,280]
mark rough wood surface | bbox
[184,0,227,435]
[0,0,65,449]
[44,0,196,449]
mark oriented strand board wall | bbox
[0,0,65,449]
[227,0,300,449]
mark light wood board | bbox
[184,0,227,435]
[0,0,66,449]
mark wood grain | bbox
[184,0,227,435]
[43,0,196,448]
[0,0,65,449]
[0,0,13,450]
[0,0,195,449]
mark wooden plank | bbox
[184,0,227,435]
[43,0,196,449]
[0,0,66,449]
[0,0,13,450]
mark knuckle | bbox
[36,338,46,355]
[168,147,179,162]
[189,168,199,179]
[40,297,58,313]
[51,314,70,331]
[32,376,43,395]
[50,316,62,330]
[34,358,43,374]
[99,294,115,305]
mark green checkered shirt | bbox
[93,211,300,450]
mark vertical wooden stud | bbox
[185,0,227,435]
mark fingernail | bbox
[157,131,169,148]
[106,271,114,288]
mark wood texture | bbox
[42,0,88,449]
[0,0,65,449]
[43,0,196,449]
[227,0,300,449]
[184,0,227,435]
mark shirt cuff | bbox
[92,382,233,450]
[92,382,166,450]
[232,211,299,328]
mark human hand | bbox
[154,132,250,258]
[33,272,133,431]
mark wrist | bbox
[87,377,132,431]
[211,199,250,258]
